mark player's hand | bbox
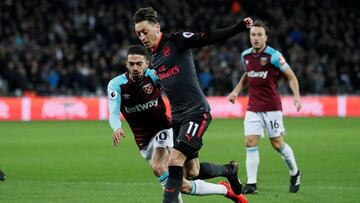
[244,17,253,28]
[112,128,125,146]
[227,92,238,104]
[294,97,302,112]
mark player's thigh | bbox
[168,148,188,166]
[262,111,285,138]
[150,147,170,177]
[152,128,174,164]
[173,112,212,159]
[140,128,173,161]
[151,147,170,169]
[183,158,200,179]
[244,111,264,138]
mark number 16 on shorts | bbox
[244,111,285,138]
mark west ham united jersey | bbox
[107,69,171,150]
[241,46,290,112]
[150,32,211,121]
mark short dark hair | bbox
[127,45,149,59]
[253,20,269,35]
[133,7,159,24]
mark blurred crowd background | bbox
[0,0,359,97]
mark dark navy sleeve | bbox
[171,21,248,50]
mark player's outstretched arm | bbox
[228,72,248,104]
[284,68,302,111]
[175,18,253,50]
[113,128,126,146]
[108,79,125,145]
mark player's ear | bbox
[145,59,150,67]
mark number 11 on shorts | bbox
[187,121,199,137]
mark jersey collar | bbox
[252,45,267,56]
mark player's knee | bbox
[184,167,199,180]
[245,137,258,147]
[271,139,283,151]
[168,156,182,166]
[151,164,166,177]
[181,181,192,194]
[168,150,186,166]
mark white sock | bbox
[279,143,299,176]
[246,146,259,184]
[189,180,227,196]
[159,172,183,203]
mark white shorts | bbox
[140,128,174,161]
[244,111,285,138]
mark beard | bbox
[131,72,144,83]
[133,75,142,82]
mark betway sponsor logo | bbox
[247,71,268,79]
[0,101,10,119]
[124,98,158,113]
[42,100,88,118]
[158,66,180,80]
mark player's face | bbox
[135,21,161,49]
[250,26,268,50]
[126,54,149,81]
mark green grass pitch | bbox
[0,118,360,203]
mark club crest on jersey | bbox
[109,90,118,100]
[245,60,249,65]
[142,83,153,94]
[260,57,268,66]
[162,46,171,57]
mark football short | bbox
[173,112,212,159]
[140,128,174,160]
[244,111,285,138]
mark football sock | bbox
[196,162,230,179]
[189,180,227,195]
[163,166,183,203]
[159,171,183,203]
[278,143,298,176]
[246,146,259,184]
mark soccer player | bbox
[133,7,252,203]
[108,45,184,202]
[228,20,302,194]
[108,45,241,203]
[0,169,5,181]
